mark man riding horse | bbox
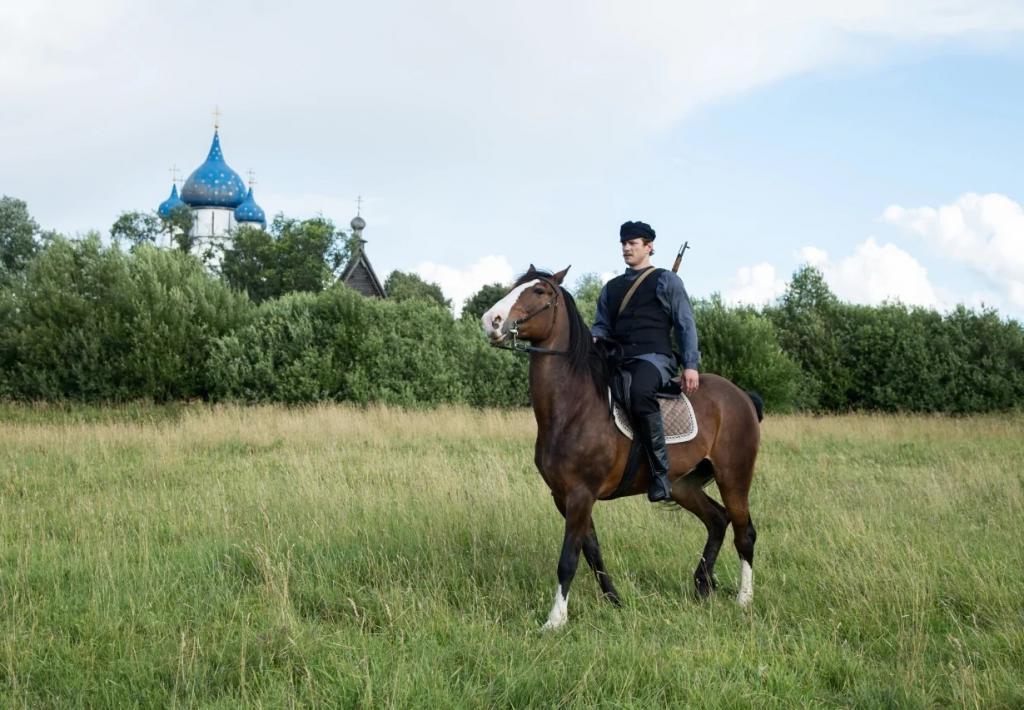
[481,244,760,626]
[591,220,700,503]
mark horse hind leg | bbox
[671,463,729,598]
[718,478,757,608]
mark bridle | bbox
[490,275,568,356]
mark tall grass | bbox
[1,405,1022,707]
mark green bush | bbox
[911,305,1024,413]
[764,271,1024,413]
[0,237,251,401]
[837,303,948,412]
[694,296,803,412]
[3,238,1022,414]
[207,286,529,407]
[454,318,529,407]
[207,292,334,403]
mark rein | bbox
[490,276,569,356]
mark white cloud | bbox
[883,192,1024,308]
[6,1,1024,232]
[414,255,517,315]
[795,238,942,308]
[724,262,787,306]
[6,0,1024,287]
[7,1,1020,136]
[832,238,941,307]
[796,246,829,267]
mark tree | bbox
[220,214,351,303]
[161,204,195,251]
[110,211,162,249]
[570,272,605,326]
[461,282,510,322]
[220,225,277,302]
[275,215,347,294]
[765,265,850,410]
[384,270,450,309]
[0,195,40,281]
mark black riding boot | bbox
[638,411,672,502]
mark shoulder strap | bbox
[617,267,658,317]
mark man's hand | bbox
[683,368,699,395]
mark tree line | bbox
[2,195,1022,412]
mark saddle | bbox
[597,344,699,500]
[608,371,698,444]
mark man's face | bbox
[621,237,651,268]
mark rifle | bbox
[671,241,689,274]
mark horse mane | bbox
[515,269,609,398]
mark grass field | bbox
[1,404,1022,708]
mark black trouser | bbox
[623,359,672,501]
[624,359,662,418]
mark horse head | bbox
[481,264,570,344]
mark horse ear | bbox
[528,263,537,274]
[552,265,571,285]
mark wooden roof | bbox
[340,244,386,299]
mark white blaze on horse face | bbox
[480,280,538,341]
[737,560,753,608]
[541,584,569,630]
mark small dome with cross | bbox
[157,184,185,218]
[234,187,267,228]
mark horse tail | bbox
[746,391,764,422]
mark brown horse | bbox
[481,266,762,629]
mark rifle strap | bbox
[617,267,658,317]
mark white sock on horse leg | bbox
[737,560,753,608]
[542,585,569,629]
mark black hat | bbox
[619,220,656,242]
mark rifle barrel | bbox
[672,241,689,273]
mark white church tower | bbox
[157,112,267,263]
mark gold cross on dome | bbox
[212,106,221,130]
[169,164,180,185]
[356,195,363,216]
[247,170,257,188]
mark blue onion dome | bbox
[234,187,266,227]
[157,184,186,217]
[180,131,247,208]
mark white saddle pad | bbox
[611,391,698,444]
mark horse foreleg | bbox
[543,488,595,630]
[556,494,621,607]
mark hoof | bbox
[736,589,753,608]
[541,615,567,631]
[694,576,715,599]
[694,564,718,599]
[603,591,622,607]
[542,586,568,629]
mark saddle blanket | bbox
[611,392,698,444]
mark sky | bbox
[3,0,1024,318]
